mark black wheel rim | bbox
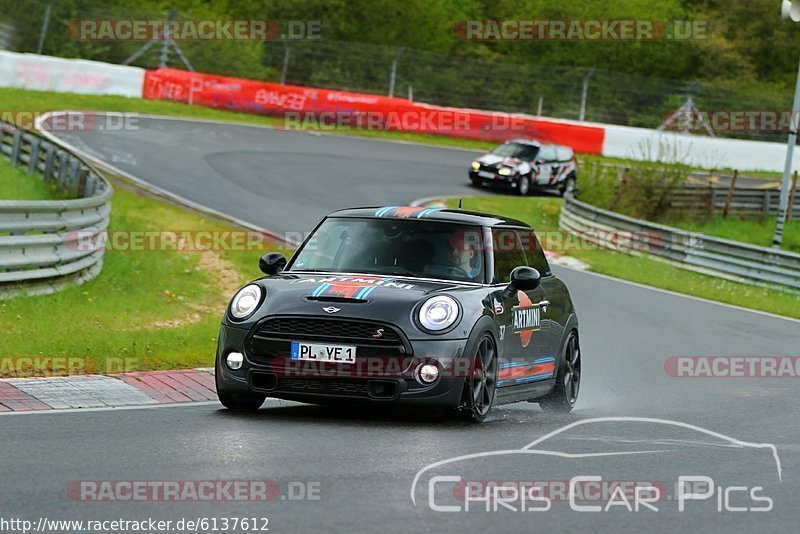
[472,336,497,416]
[563,335,581,405]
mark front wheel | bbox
[540,332,581,413]
[218,391,266,411]
[517,174,531,196]
[452,333,498,422]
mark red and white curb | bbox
[0,368,217,413]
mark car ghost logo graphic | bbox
[512,290,541,347]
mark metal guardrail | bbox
[0,121,112,298]
[559,192,800,290]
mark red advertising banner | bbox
[143,68,604,153]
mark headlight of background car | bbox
[230,284,263,319]
[471,161,480,170]
[418,295,460,332]
[497,166,513,176]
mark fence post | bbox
[537,96,543,116]
[10,131,22,166]
[579,68,595,121]
[280,41,291,85]
[28,138,41,174]
[723,170,738,219]
[388,47,405,97]
[788,171,798,221]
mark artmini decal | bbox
[512,290,541,348]
[294,275,415,299]
[374,206,442,219]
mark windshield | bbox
[491,142,538,160]
[290,217,486,283]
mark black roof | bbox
[328,206,531,228]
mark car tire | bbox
[559,174,576,197]
[451,332,498,423]
[517,174,531,196]
[469,177,481,188]
[539,331,581,413]
[217,390,266,411]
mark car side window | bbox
[538,146,556,162]
[519,229,552,277]
[556,147,572,162]
[491,228,528,283]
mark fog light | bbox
[226,352,244,370]
[416,363,440,384]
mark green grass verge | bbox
[445,195,800,320]
[1,183,292,377]
[0,156,65,200]
[664,215,800,254]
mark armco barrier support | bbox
[559,192,800,290]
[0,120,113,298]
[141,68,606,153]
[0,51,145,97]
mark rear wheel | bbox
[453,334,498,422]
[540,332,581,413]
[517,174,531,196]
[559,174,576,197]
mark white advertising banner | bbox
[0,51,144,97]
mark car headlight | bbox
[230,284,263,319]
[418,295,460,332]
[471,161,480,170]
[498,167,513,176]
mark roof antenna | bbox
[458,198,463,209]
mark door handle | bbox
[536,300,550,311]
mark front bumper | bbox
[215,321,469,408]
[469,169,520,189]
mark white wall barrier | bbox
[600,123,800,173]
[0,51,144,98]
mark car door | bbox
[490,227,550,388]
[534,145,556,185]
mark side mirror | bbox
[259,252,287,275]
[509,266,541,291]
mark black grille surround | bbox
[246,316,412,368]
[254,316,404,346]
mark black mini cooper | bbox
[215,206,581,422]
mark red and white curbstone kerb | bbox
[0,369,216,412]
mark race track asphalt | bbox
[1,116,797,533]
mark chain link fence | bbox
[0,0,794,143]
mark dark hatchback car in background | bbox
[215,206,581,422]
[469,139,577,196]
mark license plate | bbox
[478,170,495,179]
[290,341,357,363]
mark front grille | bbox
[255,317,403,345]
[280,378,369,396]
